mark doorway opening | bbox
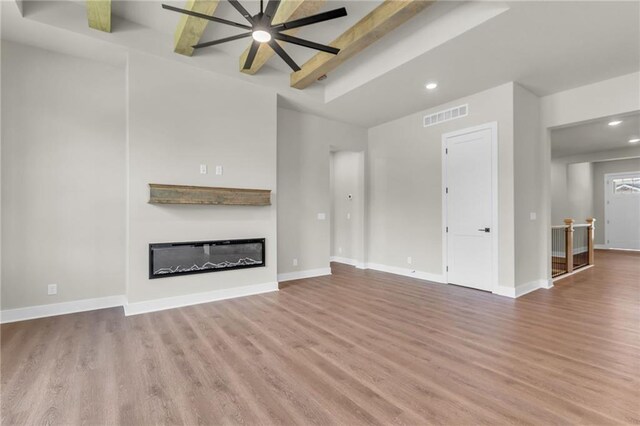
[549,110,640,280]
[329,150,365,269]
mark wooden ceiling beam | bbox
[174,0,221,56]
[239,0,326,75]
[290,0,434,89]
[86,0,111,33]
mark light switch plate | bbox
[215,165,223,176]
[200,164,207,174]
[293,258,298,266]
[530,212,537,220]
[47,284,57,295]
[317,213,326,220]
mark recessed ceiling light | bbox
[425,82,438,90]
[608,120,622,126]
[252,30,272,43]
[629,138,640,143]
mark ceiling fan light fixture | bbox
[252,30,272,43]
[163,1,347,73]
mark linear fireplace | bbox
[149,238,265,279]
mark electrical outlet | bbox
[530,212,537,220]
[293,258,298,266]
[200,164,208,174]
[47,284,57,295]
[215,165,223,176]
[347,213,351,220]
[338,247,342,254]
[407,256,412,265]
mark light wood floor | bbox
[2,250,639,425]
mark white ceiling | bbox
[306,0,640,127]
[3,0,640,128]
[551,112,640,158]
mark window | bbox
[612,177,640,194]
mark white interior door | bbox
[444,124,496,292]
[605,172,640,250]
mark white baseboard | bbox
[330,256,367,269]
[595,245,640,252]
[364,262,445,284]
[277,268,331,282]
[330,256,357,266]
[494,279,553,299]
[539,279,554,289]
[124,281,278,316]
[0,295,126,324]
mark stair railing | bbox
[551,218,595,278]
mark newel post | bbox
[564,218,574,273]
[586,218,596,265]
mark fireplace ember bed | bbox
[149,238,265,279]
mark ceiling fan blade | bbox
[228,0,254,24]
[193,32,253,49]
[162,4,251,30]
[273,33,339,55]
[268,40,301,72]
[243,40,261,69]
[272,7,347,31]
[264,0,281,23]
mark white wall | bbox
[514,84,546,288]
[593,157,640,245]
[551,161,594,226]
[550,160,569,225]
[1,42,280,314]
[567,163,595,223]
[367,82,516,287]
[541,72,640,129]
[277,108,367,277]
[1,41,126,309]
[126,52,278,304]
[330,151,365,265]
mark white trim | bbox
[553,264,594,282]
[277,268,331,282]
[124,282,278,316]
[441,121,499,293]
[604,170,640,250]
[330,256,358,266]
[330,257,367,269]
[1,295,126,324]
[364,262,445,284]
[595,245,640,252]
[495,279,551,299]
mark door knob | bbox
[478,228,491,233]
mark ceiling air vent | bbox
[423,104,468,127]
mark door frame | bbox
[441,121,499,292]
[604,170,640,250]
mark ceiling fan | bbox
[162,0,348,72]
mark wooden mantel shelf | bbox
[149,184,271,206]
